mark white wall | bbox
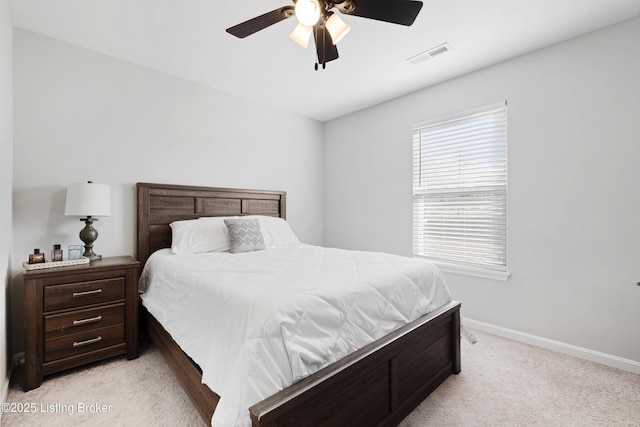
[0,0,12,407]
[11,29,325,353]
[324,18,640,364]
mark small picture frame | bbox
[68,245,83,260]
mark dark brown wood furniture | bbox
[136,182,461,427]
[23,256,140,391]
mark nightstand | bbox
[23,256,140,391]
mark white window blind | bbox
[413,101,508,272]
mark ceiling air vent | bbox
[407,42,452,65]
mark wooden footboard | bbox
[250,301,461,427]
[144,300,460,427]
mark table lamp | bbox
[64,181,111,260]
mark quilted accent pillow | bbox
[224,218,266,253]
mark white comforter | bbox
[139,244,452,427]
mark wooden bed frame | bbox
[136,182,461,426]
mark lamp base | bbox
[79,217,102,261]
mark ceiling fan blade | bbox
[226,6,295,38]
[313,25,339,65]
[346,0,423,26]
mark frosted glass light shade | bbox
[289,23,313,49]
[64,182,111,217]
[295,0,321,27]
[325,13,351,45]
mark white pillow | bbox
[170,217,230,254]
[170,215,299,254]
[248,216,300,248]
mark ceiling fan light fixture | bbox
[289,22,313,49]
[295,0,322,27]
[325,12,351,45]
[226,0,426,67]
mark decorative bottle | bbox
[51,244,64,262]
[29,249,45,264]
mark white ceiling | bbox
[9,0,640,122]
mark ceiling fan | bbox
[226,0,424,70]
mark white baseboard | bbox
[463,318,640,374]
[0,352,22,416]
[0,365,9,425]
[1,372,6,400]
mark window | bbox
[412,101,508,280]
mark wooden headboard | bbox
[136,182,287,267]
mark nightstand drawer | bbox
[44,303,125,339]
[44,277,125,311]
[44,324,124,362]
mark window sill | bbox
[417,257,511,281]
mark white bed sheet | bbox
[139,244,452,427]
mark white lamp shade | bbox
[325,13,351,45]
[289,23,313,49]
[64,182,111,217]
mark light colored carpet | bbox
[3,330,639,426]
[3,338,205,427]
[399,330,640,427]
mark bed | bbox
[136,182,461,427]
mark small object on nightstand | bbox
[28,249,45,264]
[68,245,83,260]
[22,257,90,271]
[51,244,64,262]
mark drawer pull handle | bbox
[72,289,103,298]
[72,316,103,326]
[72,336,102,348]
